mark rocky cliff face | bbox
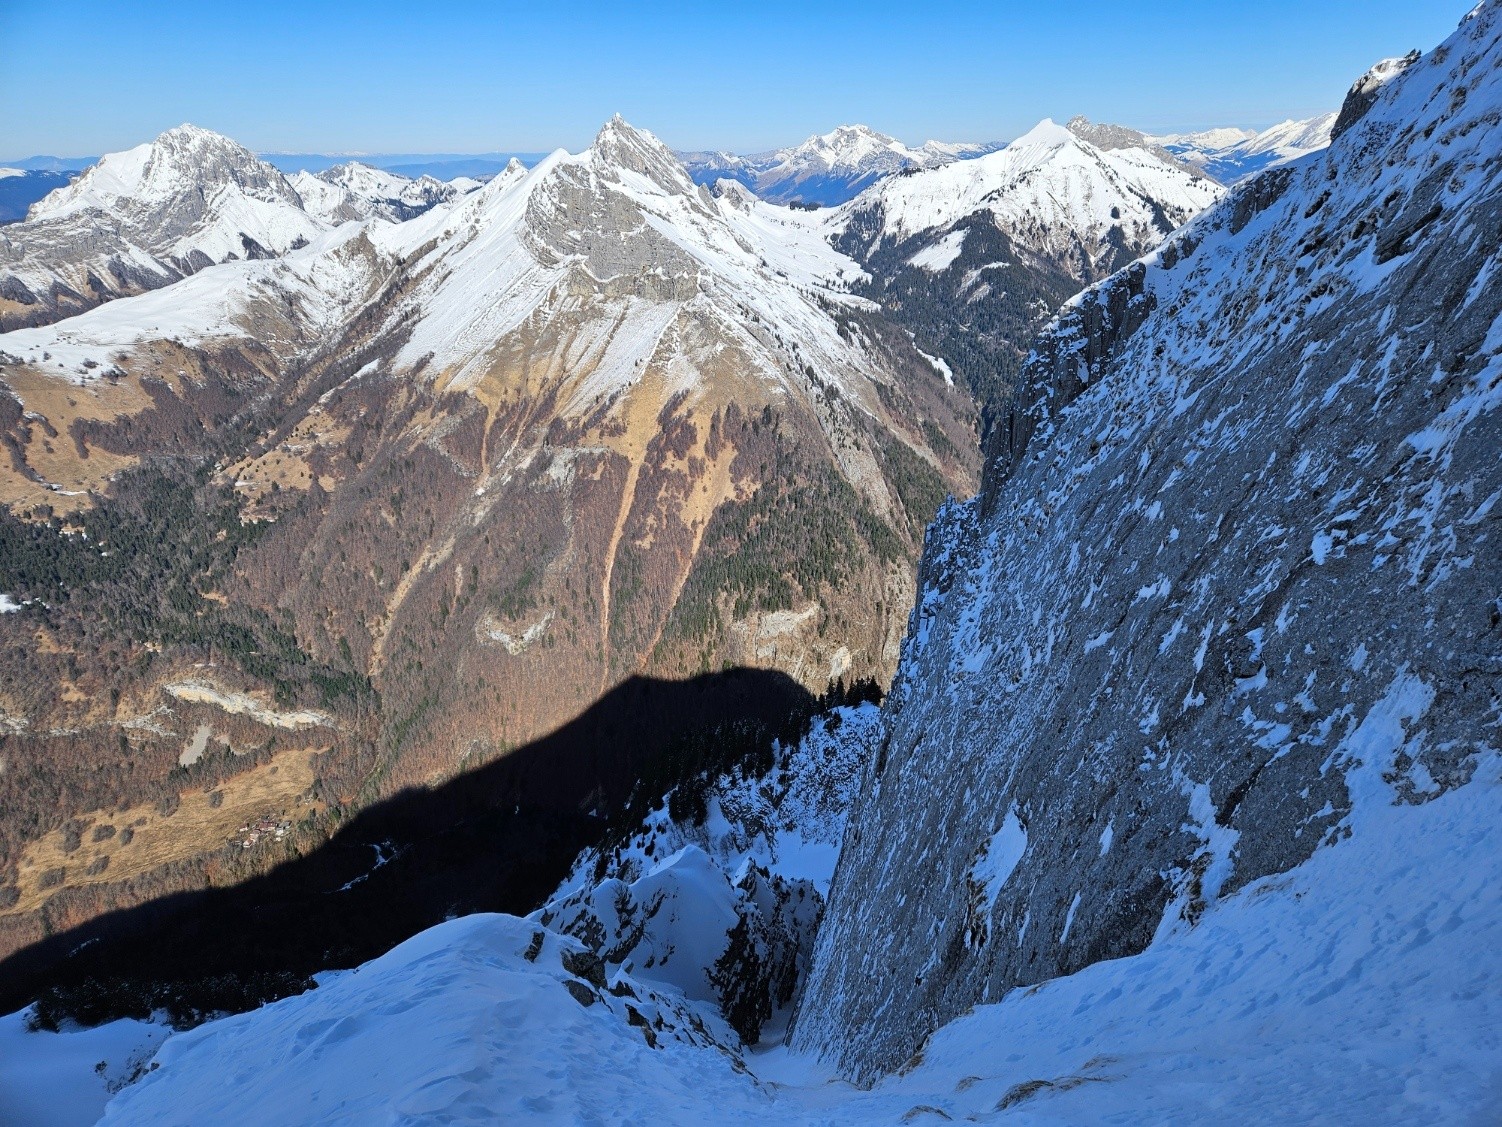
[795,4,1502,1080]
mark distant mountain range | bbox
[256,152,548,180]
[1150,112,1337,181]
[1,112,1336,229]
[822,116,1224,426]
[677,112,1337,206]
[679,124,1006,206]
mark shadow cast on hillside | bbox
[0,668,815,1018]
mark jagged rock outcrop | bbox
[1331,50,1422,138]
[536,702,880,1044]
[1063,115,1204,177]
[795,4,1502,1080]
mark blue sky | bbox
[0,0,1467,157]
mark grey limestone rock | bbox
[794,5,1502,1081]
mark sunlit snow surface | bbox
[1151,112,1337,183]
[836,118,1222,251]
[21,747,1484,1124]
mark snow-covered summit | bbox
[587,114,700,193]
[835,116,1222,276]
[820,115,1223,415]
[364,114,888,409]
[785,124,928,174]
[28,124,299,224]
[0,123,327,329]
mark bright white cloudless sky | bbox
[0,0,1470,157]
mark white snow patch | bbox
[906,229,967,273]
[970,807,1027,910]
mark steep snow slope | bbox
[0,124,327,329]
[96,916,769,1126]
[0,168,78,224]
[0,223,395,377]
[1156,111,1338,182]
[796,4,1502,1079]
[809,751,1502,1121]
[0,1007,167,1127]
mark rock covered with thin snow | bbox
[538,703,881,1042]
[1331,51,1424,138]
[1063,115,1205,177]
[795,3,1502,1080]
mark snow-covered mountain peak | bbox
[362,115,894,409]
[775,123,931,177]
[291,160,478,224]
[804,124,904,165]
[711,178,758,209]
[30,122,300,224]
[1008,117,1075,149]
[840,117,1222,259]
[1331,50,1422,138]
[679,126,1005,205]
[589,115,685,181]
[154,121,236,149]
[1,124,327,328]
